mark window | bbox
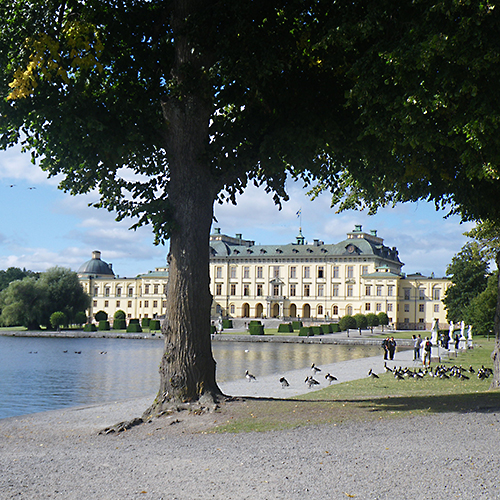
[230,284,236,295]
[104,300,109,307]
[153,300,158,307]
[243,266,250,279]
[127,313,131,319]
[376,286,383,296]
[318,305,323,315]
[333,284,339,297]
[347,266,354,278]
[93,300,97,307]
[290,284,296,297]
[365,285,371,296]
[104,287,110,297]
[361,265,368,275]
[257,284,263,296]
[116,288,122,297]
[404,289,411,300]
[419,318,425,323]
[94,286,98,297]
[434,304,440,313]
[433,288,441,300]
[333,266,339,278]
[154,284,159,294]
[387,303,393,312]
[273,266,280,278]
[144,314,148,318]
[346,305,353,315]
[128,301,132,308]
[144,300,149,307]
[317,284,324,297]
[290,266,297,279]
[144,285,150,294]
[304,284,310,296]
[128,287,133,297]
[419,304,425,312]
[333,305,339,315]
[404,304,410,312]
[273,284,280,296]
[216,283,222,295]
[230,304,235,314]
[257,266,263,279]
[244,284,250,296]
[347,285,353,297]
[216,267,222,279]
[162,300,167,308]
[317,266,324,278]
[116,300,120,307]
[404,318,410,324]
[419,289,425,300]
[365,303,371,311]
[163,284,168,294]
[387,286,393,297]
[376,303,382,312]
[230,267,237,279]
[303,267,310,279]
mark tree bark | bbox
[143,0,223,417]
[490,250,500,389]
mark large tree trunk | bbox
[143,0,223,417]
[490,250,500,389]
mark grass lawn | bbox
[210,339,500,433]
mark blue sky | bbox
[0,144,474,278]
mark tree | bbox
[74,310,87,326]
[0,267,39,292]
[353,313,368,335]
[377,312,389,333]
[50,311,67,330]
[339,315,357,337]
[464,271,498,337]
[2,1,500,411]
[365,313,379,333]
[95,310,108,322]
[443,243,489,324]
[0,277,46,329]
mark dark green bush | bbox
[249,324,265,335]
[249,320,261,326]
[149,319,161,331]
[98,320,110,331]
[298,326,313,336]
[113,318,126,330]
[83,323,97,332]
[312,326,323,336]
[127,322,143,333]
[95,310,108,321]
[278,323,293,333]
[114,310,126,320]
[292,321,303,330]
[321,324,333,334]
[141,317,150,327]
[331,323,340,333]
[222,319,233,328]
[129,318,140,324]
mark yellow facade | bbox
[78,226,451,329]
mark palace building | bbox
[78,226,451,329]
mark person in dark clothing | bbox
[388,337,397,360]
[382,337,389,360]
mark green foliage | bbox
[129,318,140,325]
[74,311,87,326]
[94,310,108,321]
[353,313,368,332]
[113,318,126,330]
[464,271,498,336]
[114,309,126,320]
[444,242,489,323]
[222,319,233,329]
[149,319,161,331]
[320,324,332,334]
[127,322,143,333]
[141,317,150,327]
[98,320,110,331]
[50,311,67,330]
[312,326,323,336]
[377,312,389,327]
[249,324,264,335]
[298,326,313,337]
[365,313,379,332]
[331,323,340,333]
[291,321,303,331]
[277,323,293,333]
[339,315,357,333]
[0,267,39,292]
[83,323,97,332]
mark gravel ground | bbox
[1,347,499,500]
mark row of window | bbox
[93,299,167,309]
[216,264,373,280]
[92,283,168,298]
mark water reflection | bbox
[0,336,380,419]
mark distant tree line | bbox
[0,267,90,330]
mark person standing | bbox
[423,337,432,366]
[388,337,397,360]
[382,337,389,360]
[413,334,422,361]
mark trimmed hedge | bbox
[83,323,97,332]
[292,321,303,331]
[331,323,340,333]
[249,320,261,326]
[149,319,161,331]
[141,317,150,327]
[321,324,333,334]
[298,326,313,336]
[113,318,126,330]
[312,326,323,336]
[127,322,143,333]
[278,323,293,333]
[95,310,108,321]
[249,324,265,335]
[222,319,233,329]
[98,320,110,331]
[129,318,140,324]
[114,310,126,320]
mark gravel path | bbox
[1,349,499,500]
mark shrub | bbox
[278,323,293,333]
[312,326,323,336]
[74,311,87,326]
[83,323,97,332]
[114,310,126,320]
[98,320,110,331]
[292,321,303,331]
[222,319,233,328]
[249,320,261,326]
[298,326,313,336]
[95,310,108,321]
[129,318,140,324]
[127,322,143,333]
[113,318,126,330]
[141,317,150,327]
[331,323,340,333]
[249,324,264,335]
[321,324,332,334]
[149,319,161,331]
[50,311,67,330]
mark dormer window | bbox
[307,248,313,253]
[247,249,253,254]
[292,248,299,253]
[260,249,267,254]
[276,248,283,254]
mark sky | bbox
[0,144,476,279]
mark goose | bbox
[279,377,290,388]
[311,363,321,375]
[368,369,379,379]
[305,376,320,388]
[384,362,393,373]
[325,373,337,384]
[245,370,256,382]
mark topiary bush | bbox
[83,323,97,332]
[113,318,126,330]
[141,317,150,327]
[298,326,313,336]
[222,319,233,328]
[129,318,140,324]
[321,324,333,334]
[98,320,110,331]
[249,320,261,326]
[312,326,323,336]
[249,324,264,335]
[95,310,108,321]
[149,319,161,331]
[114,309,126,320]
[278,323,293,333]
[331,323,340,333]
[127,322,143,333]
[292,321,303,330]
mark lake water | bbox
[0,336,381,419]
